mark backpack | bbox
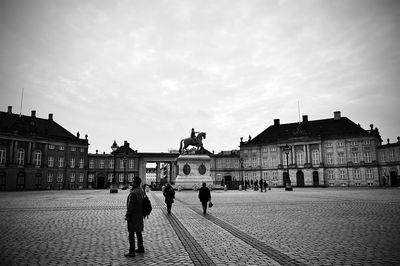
[142,194,152,219]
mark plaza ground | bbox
[0,187,399,265]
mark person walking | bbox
[259,178,264,192]
[264,180,268,192]
[125,177,145,257]
[163,183,175,214]
[198,182,211,214]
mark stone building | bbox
[0,106,89,190]
[378,138,400,187]
[239,111,389,187]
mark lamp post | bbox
[283,144,293,191]
[110,140,119,193]
[240,157,245,191]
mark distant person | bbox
[264,180,268,192]
[198,182,211,214]
[382,176,386,187]
[259,178,264,192]
[125,177,145,257]
[254,180,258,191]
[163,183,175,214]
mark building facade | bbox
[0,107,89,190]
[238,111,395,187]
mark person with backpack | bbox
[163,183,175,214]
[125,177,145,257]
[198,182,211,214]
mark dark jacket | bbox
[126,186,145,232]
[163,185,175,204]
[198,186,211,203]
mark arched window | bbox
[0,148,6,165]
[297,151,304,165]
[312,150,320,165]
[17,149,25,166]
[33,150,41,166]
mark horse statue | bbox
[179,132,206,154]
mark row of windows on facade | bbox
[216,151,381,169]
[237,168,377,181]
[88,159,135,169]
[0,149,86,168]
[242,140,373,154]
[41,172,135,184]
[47,145,85,152]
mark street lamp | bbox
[110,140,119,193]
[240,157,245,191]
[283,144,293,191]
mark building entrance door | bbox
[390,171,398,187]
[97,176,105,189]
[223,176,233,189]
[313,171,319,187]
[296,171,305,187]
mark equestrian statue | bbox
[179,128,206,154]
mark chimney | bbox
[302,115,308,123]
[31,110,36,118]
[7,106,12,114]
[274,119,280,126]
[48,113,53,120]
[334,111,341,120]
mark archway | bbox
[296,170,305,187]
[313,171,319,187]
[97,176,105,189]
[223,175,233,189]
[390,171,398,187]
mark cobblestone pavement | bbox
[0,188,399,265]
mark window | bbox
[79,159,84,168]
[339,170,346,180]
[390,150,395,161]
[364,152,371,163]
[70,158,75,168]
[57,172,63,183]
[88,174,94,183]
[252,157,257,167]
[49,144,55,150]
[366,169,373,179]
[109,159,114,169]
[338,153,345,164]
[271,147,277,152]
[263,172,268,179]
[59,146,65,151]
[47,172,53,183]
[70,173,75,183]
[364,140,370,145]
[129,159,134,169]
[297,151,304,165]
[128,173,134,183]
[119,173,124,182]
[262,157,268,167]
[58,157,64,167]
[226,159,231,168]
[337,141,344,147]
[100,159,104,169]
[16,149,25,166]
[312,150,320,165]
[352,153,359,163]
[89,160,94,169]
[33,151,41,166]
[0,148,6,165]
[351,141,358,146]
[325,143,333,148]
[48,156,54,167]
[272,171,278,180]
[108,173,113,182]
[78,173,84,183]
[120,160,124,169]
[71,147,76,151]
[380,152,385,162]
[326,154,333,165]
[328,170,335,180]
[80,148,84,152]
[353,169,361,179]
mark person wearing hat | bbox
[125,176,145,257]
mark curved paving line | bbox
[175,198,306,266]
[151,192,216,266]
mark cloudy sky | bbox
[0,0,399,154]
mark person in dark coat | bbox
[259,178,264,192]
[264,180,268,192]
[125,177,145,257]
[198,182,211,214]
[163,183,175,214]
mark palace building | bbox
[1,106,398,190]
[0,106,89,190]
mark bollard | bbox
[224,185,227,191]
[145,186,150,193]
[239,184,242,191]
[178,185,182,192]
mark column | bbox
[155,162,160,183]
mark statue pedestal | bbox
[174,154,213,190]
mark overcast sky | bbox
[0,0,399,154]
